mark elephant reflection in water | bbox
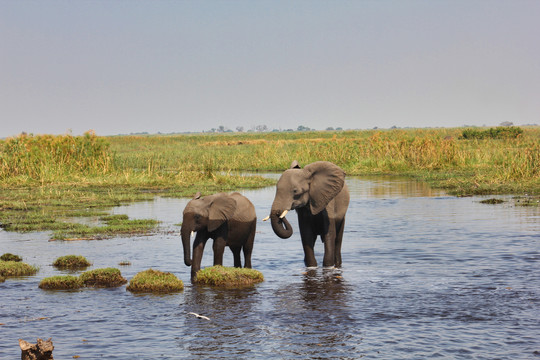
[181,192,256,281]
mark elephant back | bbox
[230,192,256,223]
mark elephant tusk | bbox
[279,210,289,219]
[191,231,195,238]
[262,215,270,222]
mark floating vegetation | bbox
[194,265,264,288]
[0,253,22,262]
[53,255,92,269]
[79,268,127,287]
[0,261,38,278]
[52,216,160,241]
[480,198,505,205]
[39,275,83,290]
[118,261,132,266]
[127,269,184,293]
[514,195,540,207]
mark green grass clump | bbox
[1,253,22,262]
[460,126,524,139]
[39,275,83,290]
[127,269,184,293]
[79,268,127,287]
[53,255,91,269]
[0,261,38,277]
[195,265,264,288]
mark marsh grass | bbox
[0,127,538,234]
[1,253,22,262]
[53,255,91,269]
[195,265,264,288]
[126,269,184,293]
[39,275,83,290]
[79,268,127,287]
[0,261,38,278]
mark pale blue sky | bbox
[1,1,539,137]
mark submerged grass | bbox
[126,269,184,293]
[195,265,264,288]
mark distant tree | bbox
[236,126,244,132]
[254,125,268,132]
[297,125,311,131]
[500,121,513,127]
[336,127,343,131]
[326,127,335,131]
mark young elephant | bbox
[181,192,256,281]
[263,161,350,268]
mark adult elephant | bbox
[263,161,349,268]
[181,192,256,281]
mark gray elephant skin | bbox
[181,192,256,281]
[265,161,350,268]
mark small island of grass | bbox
[194,265,264,288]
[80,268,127,287]
[1,253,22,262]
[0,261,38,279]
[39,275,83,290]
[53,255,92,269]
[127,269,184,294]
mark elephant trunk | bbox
[270,210,293,239]
[181,224,192,266]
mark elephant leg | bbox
[298,212,318,267]
[242,223,255,268]
[301,235,317,267]
[230,246,242,268]
[212,237,226,266]
[334,218,345,268]
[322,236,336,267]
[191,236,208,281]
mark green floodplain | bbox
[0,127,538,240]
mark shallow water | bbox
[1,177,539,359]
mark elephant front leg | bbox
[191,236,208,281]
[212,237,226,266]
[322,235,336,268]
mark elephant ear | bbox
[290,160,301,169]
[304,161,345,215]
[208,194,236,232]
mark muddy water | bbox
[1,177,539,359]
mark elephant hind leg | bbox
[230,246,242,268]
[242,222,256,268]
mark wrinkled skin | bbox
[267,161,349,268]
[181,192,256,282]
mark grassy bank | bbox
[107,127,539,195]
[0,127,538,235]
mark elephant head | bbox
[265,161,346,239]
[181,192,236,266]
